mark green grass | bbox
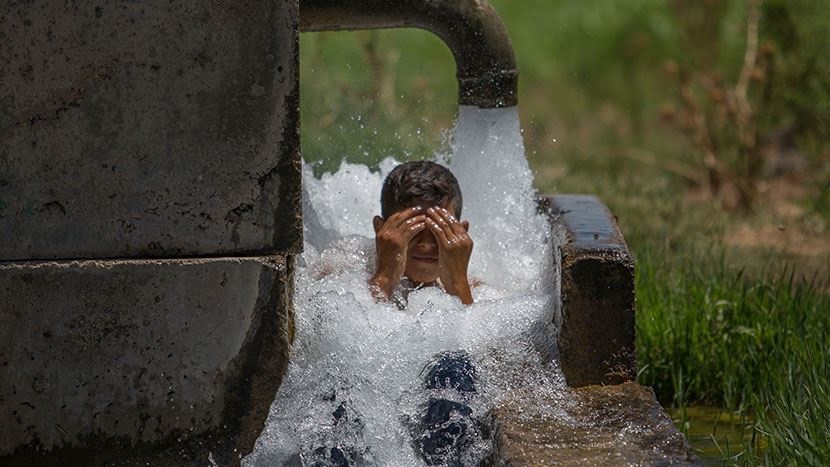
[755,339,830,465]
[636,247,830,464]
[535,146,830,464]
[637,250,828,409]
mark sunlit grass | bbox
[636,246,830,464]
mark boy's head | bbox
[374,161,467,284]
[379,161,462,219]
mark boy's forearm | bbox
[445,278,474,305]
[368,273,395,301]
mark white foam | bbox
[450,106,549,292]
[245,107,563,466]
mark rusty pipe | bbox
[300,0,518,108]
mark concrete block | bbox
[542,195,637,387]
[490,381,698,465]
[0,256,294,465]
[0,0,301,261]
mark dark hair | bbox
[380,161,463,219]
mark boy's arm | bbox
[369,207,426,300]
[425,207,474,305]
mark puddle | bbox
[672,406,760,464]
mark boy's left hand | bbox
[426,207,474,305]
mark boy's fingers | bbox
[388,206,425,229]
[449,224,467,239]
[403,222,426,240]
[383,214,424,237]
[405,214,427,225]
[396,215,426,236]
[437,208,467,237]
[449,219,468,238]
[436,207,460,229]
[426,218,449,244]
[428,208,457,242]
[439,207,458,223]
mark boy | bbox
[368,161,475,305]
[306,161,481,467]
[367,161,482,465]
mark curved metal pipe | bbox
[300,0,518,108]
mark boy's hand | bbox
[369,206,426,299]
[426,207,474,305]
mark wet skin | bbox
[370,203,474,305]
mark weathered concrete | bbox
[542,195,637,387]
[490,381,698,465]
[0,0,301,261]
[487,196,696,464]
[1,1,302,463]
[0,256,294,465]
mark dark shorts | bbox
[307,351,484,467]
[414,351,484,466]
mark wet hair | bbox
[380,161,463,219]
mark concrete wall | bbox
[0,257,294,465]
[1,1,301,464]
[490,382,697,465]
[0,0,301,260]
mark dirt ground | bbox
[723,178,830,290]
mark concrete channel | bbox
[487,196,697,465]
[1,1,697,465]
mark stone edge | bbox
[539,194,637,387]
[0,255,294,467]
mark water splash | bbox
[450,106,549,292]
[245,107,563,466]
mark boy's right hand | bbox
[369,206,426,299]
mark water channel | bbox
[245,107,566,465]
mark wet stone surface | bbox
[491,381,699,466]
[543,195,637,387]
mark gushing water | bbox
[244,107,565,466]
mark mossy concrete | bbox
[1,2,300,463]
[490,195,695,465]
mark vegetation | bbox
[637,247,830,463]
[299,0,829,464]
